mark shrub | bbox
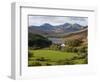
[77,52,88,59]
[78,46,87,52]
[28,51,34,58]
[71,56,78,60]
[45,63,52,66]
[77,46,88,57]
[36,57,46,61]
[56,59,75,65]
[65,39,82,47]
[56,60,65,65]
[64,60,75,65]
[63,46,78,53]
[83,58,88,64]
[49,44,60,50]
[64,47,73,52]
[32,62,42,66]
[71,47,78,52]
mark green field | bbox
[28,49,87,66]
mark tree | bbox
[28,33,52,49]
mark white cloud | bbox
[28,15,88,26]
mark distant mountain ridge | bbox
[28,23,87,37]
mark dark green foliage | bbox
[78,46,87,53]
[45,63,52,66]
[28,33,52,49]
[56,60,65,65]
[56,59,75,65]
[65,39,82,47]
[28,51,34,58]
[83,58,88,64]
[49,44,61,51]
[36,57,46,61]
[29,62,42,66]
[77,46,88,60]
[64,47,73,52]
[71,47,78,52]
[63,47,78,53]
[64,60,75,65]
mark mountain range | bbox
[28,23,87,37]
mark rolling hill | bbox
[63,28,88,45]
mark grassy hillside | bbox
[63,28,87,40]
[28,50,87,66]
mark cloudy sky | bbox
[28,15,88,26]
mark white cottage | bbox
[60,43,65,51]
[61,43,65,47]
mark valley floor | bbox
[28,49,87,66]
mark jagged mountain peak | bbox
[72,23,82,27]
[41,23,53,27]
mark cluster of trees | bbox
[65,39,82,47]
[28,33,52,49]
[65,39,87,54]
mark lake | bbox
[48,38,64,44]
